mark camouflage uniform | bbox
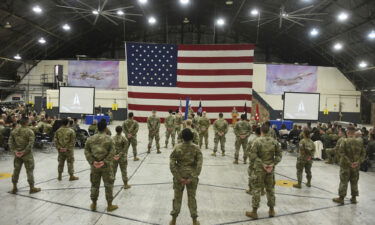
[337,137,366,198]
[177,127,199,145]
[326,137,344,164]
[192,116,199,130]
[122,119,139,158]
[147,115,161,152]
[170,141,203,219]
[0,125,4,147]
[43,123,53,135]
[9,126,36,187]
[54,126,76,176]
[234,120,252,162]
[165,114,176,147]
[295,138,316,186]
[246,134,259,192]
[213,118,229,154]
[197,116,210,149]
[84,132,116,203]
[29,125,39,134]
[249,136,282,209]
[174,114,183,139]
[112,134,129,186]
[88,124,97,135]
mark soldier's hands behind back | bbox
[15,152,24,158]
[263,165,274,173]
[93,161,105,168]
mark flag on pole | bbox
[179,98,182,114]
[255,104,260,121]
[197,101,203,115]
[184,97,190,120]
[126,42,254,122]
[244,102,247,119]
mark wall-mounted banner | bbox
[68,60,119,89]
[266,64,318,95]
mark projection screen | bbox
[59,87,95,114]
[283,92,320,121]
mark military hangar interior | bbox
[0,0,375,225]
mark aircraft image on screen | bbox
[59,87,94,114]
[273,73,314,87]
[283,92,320,121]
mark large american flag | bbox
[126,42,254,122]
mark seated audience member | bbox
[367,132,375,160]
[311,129,322,142]
[279,124,289,136]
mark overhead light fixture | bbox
[337,12,349,22]
[32,5,42,14]
[148,16,156,24]
[359,61,368,68]
[138,0,148,4]
[250,9,259,16]
[117,10,124,16]
[14,54,21,60]
[216,18,225,26]
[183,17,190,24]
[180,0,189,5]
[333,42,343,51]
[282,13,289,18]
[225,0,234,5]
[310,28,319,37]
[368,30,375,39]
[38,37,46,44]
[4,21,12,29]
[62,24,71,31]
[92,10,99,15]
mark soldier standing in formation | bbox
[84,120,118,212]
[169,128,203,225]
[247,124,282,219]
[197,111,210,149]
[233,114,252,164]
[9,117,41,194]
[177,119,199,145]
[174,110,183,143]
[112,126,131,189]
[54,118,79,181]
[332,126,366,204]
[212,113,229,156]
[122,112,140,161]
[246,127,261,194]
[293,128,315,189]
[165,109,176,148]
[147,110,161,154]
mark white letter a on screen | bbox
[298,101,305,113]
[73,94,80,105]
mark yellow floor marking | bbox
[0,173,12,180]
[275,179,297,187]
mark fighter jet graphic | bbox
[73,93,81,106]
[273,73,314,87]
[298,101,305,113]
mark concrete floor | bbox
[0,121,375,225]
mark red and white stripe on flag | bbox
[128,44,254,122]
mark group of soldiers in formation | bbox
[1,106,368,225]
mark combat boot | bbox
[261,189,266,196]
[205,145,208,149]
[57,173,62,181]
[107,202,119,212]
[246,189,252,195]
[211,152,216,156]
[124,183,131,189]
[233,159,239,164]
[222,152,225,156]
[157,149,161,154]
[243,158,247,164]
[306,180,311,187]
[147,148,151,154]
[29,186,41,194]
[269,207,276,217]
[165,144,168,148]
[90,201,97,211]
[192,218,200,225]
[134,157,140,161]
[169,216,177,225]
[332,197,344,204]
[69,175,79,181]
[245,208,258,219]
[10,183,18,194]
[351,197,358,204]
[293,183,302,189]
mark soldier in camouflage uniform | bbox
[147,110,161,154]
[211,113,229,156]
[293,129,316,189]
[174,110,183,140]
[84,120,118,212]
[112,126,131,189]
[246,124,282,219]
[233,114,252,164]
[54,118,79,181]
[9,117,41,194]
[177,120,199,145]
[246,127,261,194]
[169,128,203,225]
[264,121,277,139]
[332,126,366,204]
[122,112,140,161]
[191,113,199,130]
[29,121,39,134]
[165,110,176,148]
[326,128,346,164]
[88,120,97,136]
[197,111,210,149]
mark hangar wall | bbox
[12,60,361,122]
